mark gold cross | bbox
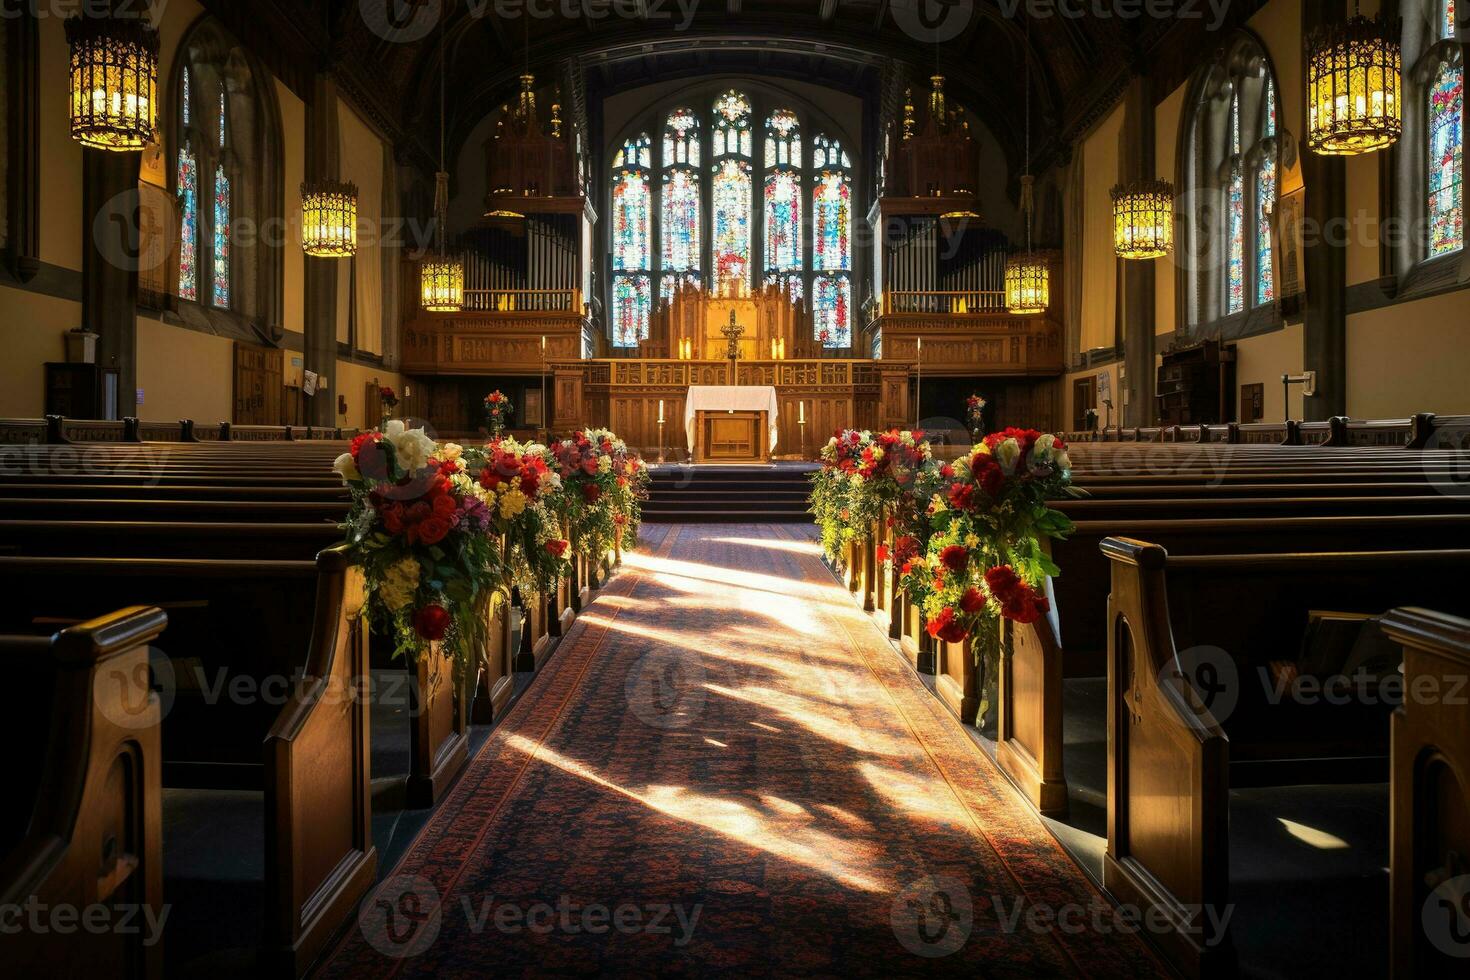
[720,308,745,363]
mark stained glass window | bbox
[213,164,230,307]
[661,111,701,294]
[177,68,197,301]
[712,158,752,293]
[1256,160,1276,306]
[813,274,850,349]
[764,109,801,169]
[712,90,752,159]
[765,170,802,275]
[1427,12,1463,257]
[1227,167,1244,314]
[611,274,651,349]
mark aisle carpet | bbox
[318,524,1168,978]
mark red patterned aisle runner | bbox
[318,524,1168,979]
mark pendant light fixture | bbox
[1006,26,1049,315]
[301,178,359,257]
[420,15,464,313]
[65,10,159,151]
[1306,4,1402,155]
[1111,179,1175,259]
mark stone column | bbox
[1119,75,1157,428]
[82,149,143,418]
[303,74,342,428]
[1299,0,1348,420]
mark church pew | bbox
[0,606,168,980]
[0,521,343,560]
[0,498,350,523]
[0,547,377,975]
[1100,539,1470,979]
[1383,608,1470,977]
[993,513,1470,813]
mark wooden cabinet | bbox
[1156,340,1235,426]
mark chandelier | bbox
[1005,254,1049,315]
[300,180,359,257]
[420,19,464,312]
[1007,35,1049,315]
[65,12,159,151]
[1111,179,1175,259]
[1306,11,1401,155]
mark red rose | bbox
[478,468,502,492]
[1001,584,1050,625]
[893,535,920,565]
[926,607,969,644]
[947,482,975,511]
[581,483,602,504]
[545,539,569,558]
[959,587,986,613]
[581,457,599,476]
[412,604,451,641]
[971,453,1005,498]
[875,544,890,563]
[985,564,1023,599]
[416,516,451,546]
[939,544,969,574]
[379,502,404,534]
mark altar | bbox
[684,385,779,464]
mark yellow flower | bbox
[964,533,980,549]
[379,557,420,612]
[498,486,528,519]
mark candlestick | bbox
[658,399,665,423]
[798,400,805,423]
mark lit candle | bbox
[658,399,665,423]
[799,400,805,423]
[541,334,546,350]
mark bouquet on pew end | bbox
[463,436,571,595]
[810,429,933,566]
[332,421,502,671]
[918,429,1076,665]
[552,429,650,560]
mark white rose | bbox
[539,470,562,493]
[440,442,464,462]
[1055,450,1073,474]
[1034,433,1057,460]
[384,419,437,474]
[332,452,360,482]
[995,438,1022,475]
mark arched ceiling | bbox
[203,1,1269,182]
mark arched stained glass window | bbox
[178,67,198,302]
[211,86,231,308]
[1256,81,1277,306]
[609,90,862,347]
[1426,0,1463,256]
[611,134,652,347]
[764,110,803,299]
[661,110,701,303]
[711,92,753,294]
[1181,40,1279,326]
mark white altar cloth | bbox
[683,385,780,453]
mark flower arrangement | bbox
[332,421,502,672]
[917,429,1076,675]
[552,429,649,563]
[483,390,513,437]
[811,429,934,566]
[379,385,399,425]
[965,394,987,441]
[462,436,569,595]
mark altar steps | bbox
[643,464,815,523]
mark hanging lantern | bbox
[1111,179,1175,259]
[1005,254,1050,315]
[65,13,159,151]
[300,180,359,258]
[420,256,465,313]
[1306,13,1402,155]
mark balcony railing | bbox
[456,289,581,313]
[882,290,1007,314]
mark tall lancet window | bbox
[763,109,803,302]
[660,109,702,303]
[212,85,231,308]
[178,67,199,301]
[1226,91,1245,314]
[812,133,852,348]
[1180,37,1280,327]
[711,90,753,294]
[1425,0,1463,256]
[610,133,652,347]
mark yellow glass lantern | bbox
[420,257,465,313]
[65,13,159,151]
[300,180,359,258]
[1005,254,1050,314]
[1111,179,1175,259]
[1306,13,1402,155]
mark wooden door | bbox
[233,344,283,425]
